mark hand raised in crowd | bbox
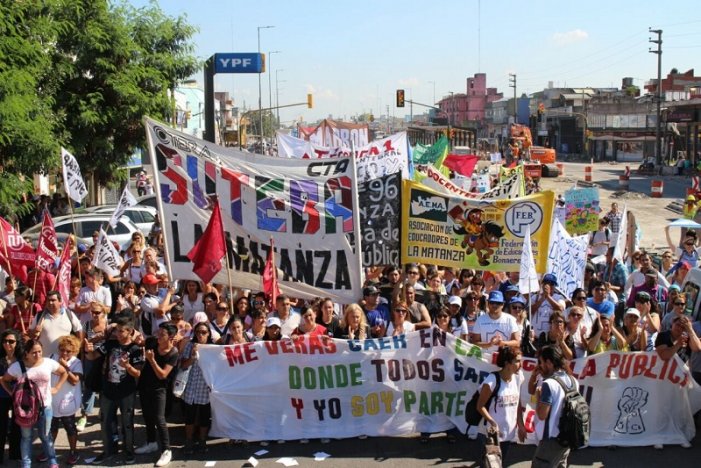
[118,352,130,368]
[144,349,155,362]
[490,333,503,347]
[84,339,94,353]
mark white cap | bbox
[448,296,462,307]
[266,317,282,328]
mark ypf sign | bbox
[213,53,264,74]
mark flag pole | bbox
[68,200,83,285]
[215,199,235,314]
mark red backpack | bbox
[12,361,43,428]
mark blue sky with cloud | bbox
[129,0,700,123]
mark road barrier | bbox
[651,180,664,198]
[556,163,564,176]
[584,165,592,182]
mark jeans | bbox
[140,387,169,451]
[532,437,570,468]
[100,392,135,457]
[20,406,56,468]
[82,359,97,414]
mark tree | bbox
[52,0,200,185]
[248,110,279,139]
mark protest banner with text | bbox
[401,180,554,272]
[145,118,363,303]
[198,329,701,447]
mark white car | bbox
[22,214,141,247]
[86,205,157,235]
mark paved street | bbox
[58,409,700,468]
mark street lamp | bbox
[257,25,274,146]
[276,69,285,127]
[427,81,436,105]
[449,91,454,126]
[268,50,281,134]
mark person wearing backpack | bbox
[532,345,584,468]
[2,339,68,468]
[476,345,526,464]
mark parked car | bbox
[85,205,157,235]
[136,194,157,209]
[22,213,141,248]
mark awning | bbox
[667,218,701,229]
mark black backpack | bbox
[551,375,591,449]
[464,371,501,426]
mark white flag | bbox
[109,185,137,228]
[519,225,540,294]
[91,228,123,277]
[612,206,628,264]
[61,148,88,203]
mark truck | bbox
[509,124,559,177]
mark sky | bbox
[128,0,701,124]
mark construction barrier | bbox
[651,180,664,198]
[556,163,564,176]
[584,165,592,182]
[619,175,629,190]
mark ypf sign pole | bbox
[203,53,265,143]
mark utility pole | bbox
[257,25,274,146]
[268,50,281,134]
[649,28,663,165]
[509,73,517,123]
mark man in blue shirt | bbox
[361,286,390,338]
[586,280,615,318]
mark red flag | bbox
[442,154,480,177]
[0,217,35,282]
[35,209,59,272]
[186,201,226,284]
[56,237,74,306]
[262,238,281,306]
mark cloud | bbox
[398,77,420,88]
[551,29,588,46]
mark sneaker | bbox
[358,435,368,440]
[155,450,172,467]
[76,416,88,432]
[320,438,330,444]
[260,441,269,447]
[300,439,309,444]
[681,441,692,449]
[134,441,159,455]
[654,444,663,450]
[36,452,49,462]
[196,440,208,454]
[92,453,112,465]
[123,453,136,464]
[276,439,285,444]
[67,453,80,465]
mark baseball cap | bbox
[141,274,160,286]
[448,296,462,307]
[266,317,282,328]
[363,285,380,296]
[77,243,87,254]
[625,308,641,319]
[669,284,681,292]
[542,273,558,286]
[509,295,527,306]
[505,284,520,293]
[488,291,505,303]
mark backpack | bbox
[464,371,501,426]
[12,361,43,428]
[551,374,590,449]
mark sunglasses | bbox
[552,319,565,324]
[511,306,524,310]
[408,271,419,275]
[196,330,209,335]
[436,315,449,319]
[394,309,408,314]
[575,296,587,300]
[570,314,583,318]
[674,302,686,306]
[2,340,17,345]
[217,307,228,311]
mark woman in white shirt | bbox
[476,345,526,460]
[385,301,415,337]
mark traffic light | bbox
[186,110,192,119]
[396,89,405,108]
[307,94,313,109]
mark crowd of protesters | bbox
[0,199,700,467]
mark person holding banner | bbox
[179,321,213,454]
[339,304,369,340]
[6,287,40,339]
[534,311,574,361]
[476,345,526,461]
[316,298,341,338]
[361,286,389,339]
[587,315,628,354]
[291,306,327,338]
[531,274,566,338]
[385,301,415,337]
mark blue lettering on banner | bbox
[214,53,264,74]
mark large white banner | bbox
[198,329,701,446]
[145,118,363,303]
[546,218,590,299]
[278,132,410,183]
[414,164,521,200]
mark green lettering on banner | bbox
[349,363,362,386]
[289,366,301,389]
[319,365,333,389]
[403,390,416,412]
[335,365,349,388]
[455,338,482,359]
